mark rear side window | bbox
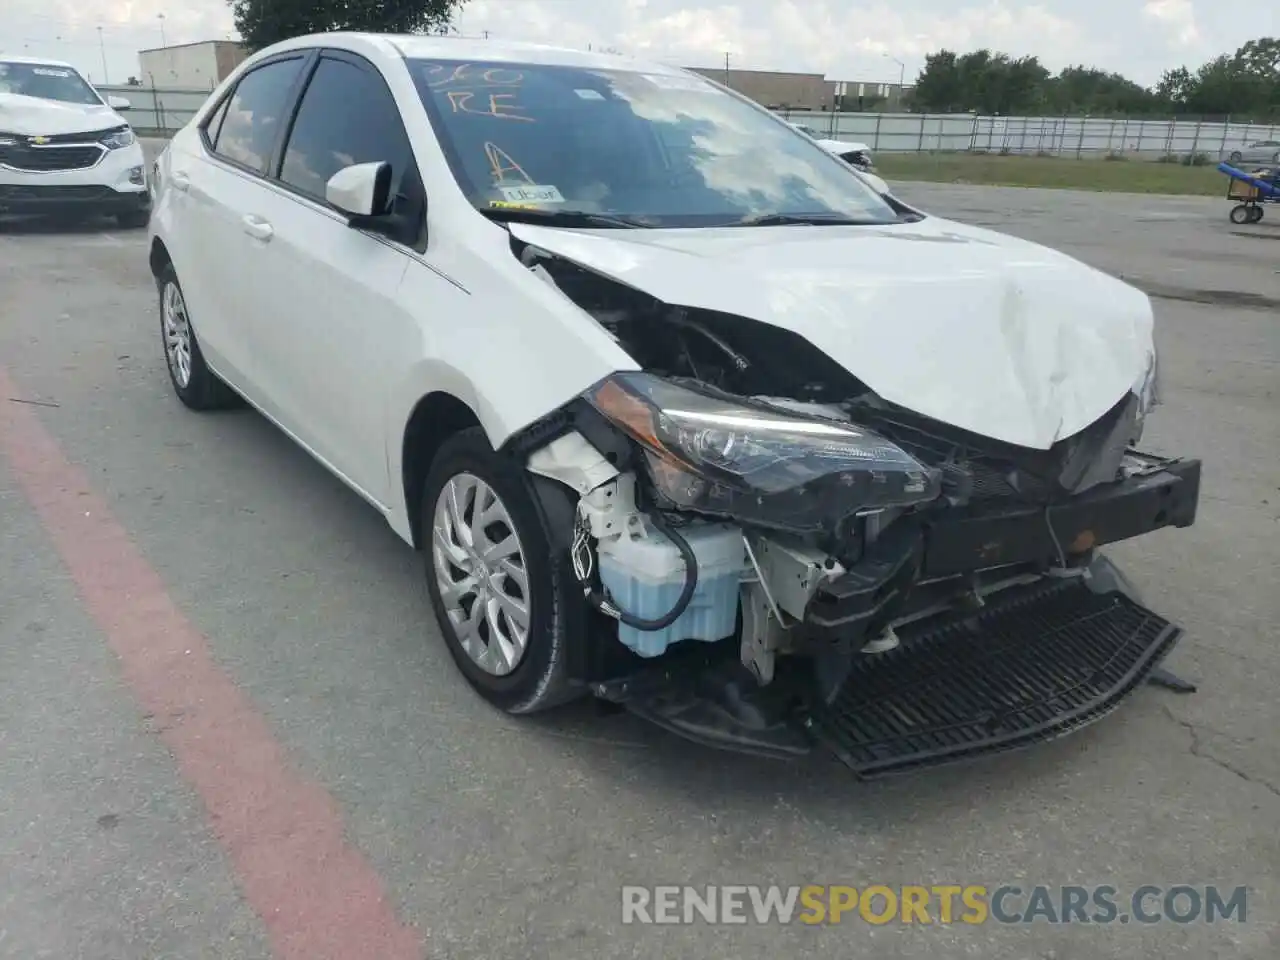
[278,55,413,203]
[211,58,306,172]
[203,96,231,147]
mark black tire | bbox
[115,208,151,229]
[1229,204,1250,224]
[1228,151,1243,163]
[1249,205,1264,223]
[421,426,581,714]
[156,264,240,410]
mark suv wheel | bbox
[421,427,580,714]
[157,264,239,410]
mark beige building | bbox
[138,41,249,90]
[686,66,833,111]
[686,66,912,112]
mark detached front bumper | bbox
[592,456,1202,777]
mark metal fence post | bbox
[873,113,882,151]
[1136,119,1144,155]
[918,113,926,151]
[1190,117,1203,158]
[1119,117,1129,154]
[1076,116,1086,157]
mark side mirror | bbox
[326,161,393,218]
[107,95,132,111]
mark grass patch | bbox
[876,152,1225,196]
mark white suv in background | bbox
[0,57,150,227]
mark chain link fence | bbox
[776,109,1279,160]
[104,78,1279,161]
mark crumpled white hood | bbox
[0,93,123,136]
[816,138,870,155]
[508,217,1155,450]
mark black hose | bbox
[663,311,750,372]
[580,508,700,632]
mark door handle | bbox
[170,170,190,192]
[241,215,274,242]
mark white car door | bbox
[173,53,312,391]
[227,50,427,505]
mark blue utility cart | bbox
[1217,161,1280,224]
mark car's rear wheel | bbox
[421,427,579,714]
[1228,151,1243,163]
[157,264,239,410]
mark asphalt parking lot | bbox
[2,144,1278,960]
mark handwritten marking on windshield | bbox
[446,90,534,122]
[426,63,524,89]
[485,143,534,185]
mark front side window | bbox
[278,56,413,202]
[0,61,102,106]
[408,59,899,228]
[212,58,305,172]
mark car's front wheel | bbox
[157,264,239,410]
[421,427,580,714]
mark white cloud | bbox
[1141,0,1202,48]
[0,0,1242,90]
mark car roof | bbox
[0,55,78,69]
[265,32,694,78]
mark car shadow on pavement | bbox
[0,214,146,236]
[515,682,1117,828]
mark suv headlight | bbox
[101,126,136,150]
[584,372,941,532]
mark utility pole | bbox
[157,13,168,48]
[97,26,109,84]
[883,53,906,108]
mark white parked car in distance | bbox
[0,56,150,226]
[148,34,1201,778]
[1226,139,1280,166]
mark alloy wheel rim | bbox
[431,472,530,677]
[162,282,192,388]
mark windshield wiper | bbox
[479,206,654,229]
[727,212,889,227]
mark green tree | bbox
[912,50,963,112]
[908,37,1278,120]
[229,0,468,53]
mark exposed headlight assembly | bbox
[100,126,136,150]
[584,372,942,532]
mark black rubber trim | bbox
[805,579,1184,778]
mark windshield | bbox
[0,61,103,106]
[408,59,898,227]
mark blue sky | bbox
[1,0,1273,90]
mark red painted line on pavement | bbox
[0,366,423,960]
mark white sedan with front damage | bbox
[788,120,876,172]
[148,34,1202,777]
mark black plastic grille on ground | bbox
[807,580,1183,778]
